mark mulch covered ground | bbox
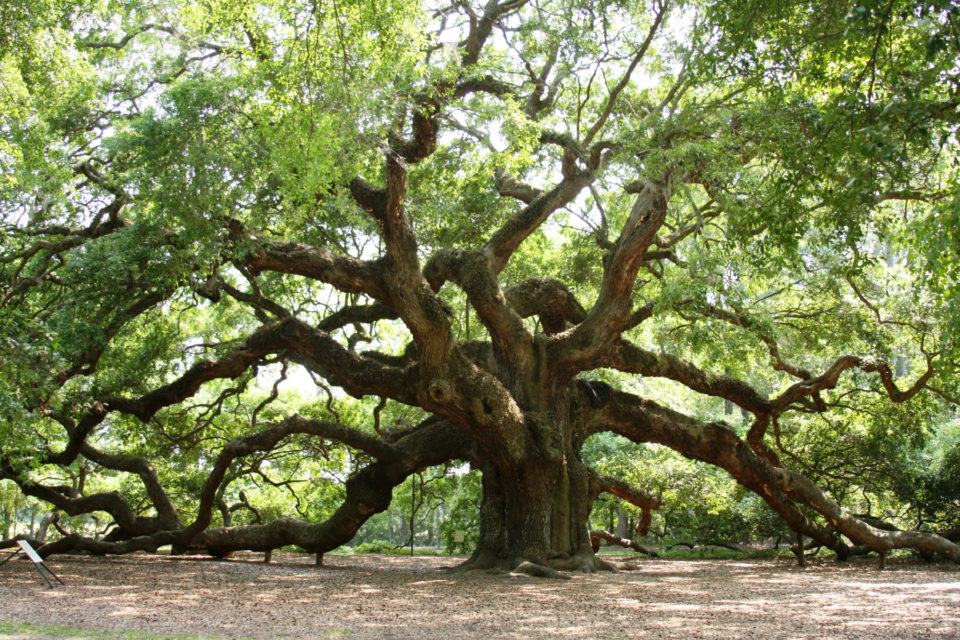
[1,552,958,639]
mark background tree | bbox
[2,0,959,575]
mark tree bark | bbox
[458,379,615,573]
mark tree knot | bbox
[427,378,452,404]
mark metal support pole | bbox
[410,475,416,556]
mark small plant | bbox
[352,539,398,554]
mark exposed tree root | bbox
[449,548,502,572]
[511,560,572,579]
[549,551,616,573]
[452,550,614,577]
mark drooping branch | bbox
[593,394,847,555]
[29,411,452,559]
[589,472,662,536]
[32,530,181,558]
[772,465,960,561]
[589,529,658,556]
[606,335,942,468]
[597,390,960,562]
[47,317,420,467]
[0,460,163,538]
[79,443,181,530]
[186,418,474,556]
[591,474,661,512]
[179,414,404,541]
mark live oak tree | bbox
[2,0,960,574]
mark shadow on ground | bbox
[1,553,958,639]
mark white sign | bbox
[17,540,43,564]
[454,530,466,543]
[11,540,64,587]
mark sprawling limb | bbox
[483,171,596,275]
[79,444,182,531]
[493,169,543,204]
[607,337,940,438]
[773,355,934,412]
[607,339,774,414]
[178,414,404,541]
[590,529,658,556]
[504,278,587,336]
[425,249,534,361]
[588,473,662,536]
[27,417,472,559]
[242,236,390,302]
[422,168,595,364]
[597,390,960,562]
[316,302,398,333]
[44,317,422,468]
[0,460,166,538]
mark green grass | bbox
[657,547,788,560]
[328,542,449,556]
[596,546,792,560]
[0,620,251,640]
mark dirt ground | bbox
[1,552,959,639]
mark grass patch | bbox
[596,546,791,560]
[334,540,449,556]
[280,544,447,556]
[0,619,251,640]
[658,547,787,560]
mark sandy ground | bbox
[1,552,959,639]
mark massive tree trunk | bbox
[460,374,618,573]
[468,450,597,571]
